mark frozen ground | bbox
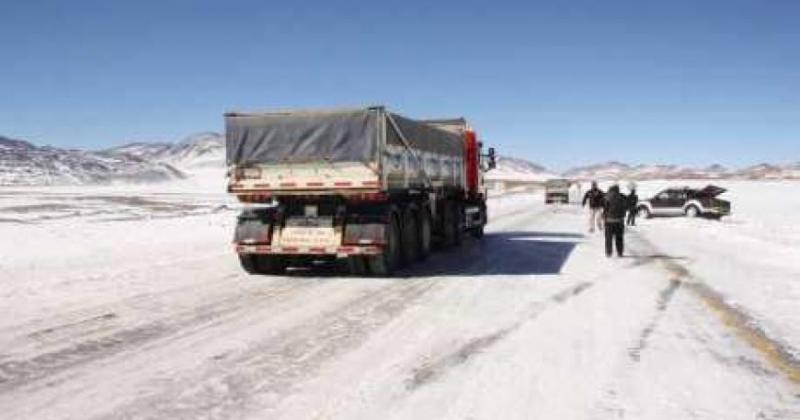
[0,180,799,419]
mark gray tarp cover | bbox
[226,109,379,165]
[388,114,464,158]
[225,108,464,165]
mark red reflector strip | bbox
[361,181,380,187]
[282,247,298,253]
[337,246,355,253]
[306,182,325,187]
[309,247,326,253]
[280,182,297,187]
[254,183,271,188]
[334,181,352,187]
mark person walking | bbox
[603,184,627,257]
[582,181,605,233]
[626,185,639,226]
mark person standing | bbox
[627,185,639,226]
[582,181,605,233]
[603,184,627,257]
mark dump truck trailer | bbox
[227,106,495,275]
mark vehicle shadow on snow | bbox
[276,231,585,278]
[401,231,584,277]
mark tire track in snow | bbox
[86,205,560,418]
[631,231,800,385]
[627,278,682,362]
[406,282,594,391]
[96,280,440,420]
[0,278,331,392]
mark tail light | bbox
[235,166,262,180]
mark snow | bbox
[0,179,799,419]
[632,180,800,354]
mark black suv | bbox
[637,185,731,219]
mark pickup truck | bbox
[636,185,731,219]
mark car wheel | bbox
[637,206,651,219]
[685,206,699,218]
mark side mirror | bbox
[487,147,497,170]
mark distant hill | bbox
[562,161,800,181]
[0,136,185,186]
[3,132,798,186]
[107,132,224,170]
[487,156,558,182]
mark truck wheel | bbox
[239,254,260,274]
[401,208,420,264]
[347,256,368,276]
[453,203,464,246]
[442,202,463,248]
[258,255,287,275]
[367,213,402,276]
[471,203,486,239]
[239,254,286,275]
[418,208,432,260]
[685,205,699,218]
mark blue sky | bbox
[1,0,798,170]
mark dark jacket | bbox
[627,191,639,210]
[582,188,605,209]
[603,187,627,223]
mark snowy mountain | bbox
[4,131,798,186]
[487,156,558,182]
[734,163,800,180]
[108,132,224,170]
[562,161,632,180]
[0,136,186,186]
[562,161,800,180]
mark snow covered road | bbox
[1,189,799,419]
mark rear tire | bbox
[470,225,485,238]
[347,256,368,276]
[367,213,402,276]
[401,208,420,264]
[453,203,464,246]
[637,206,651,219]
[418,208,432,260]
[239,254,259,274]
[239,254,287,275]
[685,205,699,218]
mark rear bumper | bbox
[236,244,383,257]
[703,207,731,215]
[545,193,568,203]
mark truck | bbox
[544,179,572,204]
[226,106,496,276]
